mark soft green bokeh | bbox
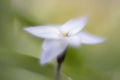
[0,0,120,80]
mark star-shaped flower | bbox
[24,17,105,65]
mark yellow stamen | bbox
[63,33,68,37]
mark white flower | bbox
[24,17,105,65]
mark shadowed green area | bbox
[1,0,120,80]
[0,47,54,80]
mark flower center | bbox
[63,33,68,37]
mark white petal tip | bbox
[98,38,106,43]
[74,16,88,24]
[90,38,106,45]
[40,59,48,65]
[24,27,31,33]
[24,27,28,31]
[81,16,88,21]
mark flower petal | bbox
[79,31,105,44]
[24,25,61,39]
[40,39,67,65]
[65,35,81,47]
[60,17,88,35]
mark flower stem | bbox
[55,49,67,80]
[55,62,62,80]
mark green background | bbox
[0,0,120,80]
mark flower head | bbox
[24,17,105,65]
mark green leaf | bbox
[0,47,54,80]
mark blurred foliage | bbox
[0,0,120,80]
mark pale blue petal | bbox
[24,25,61,39]
[60,17,88,35]
[40,39,67,65]
[79,31,105,44]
